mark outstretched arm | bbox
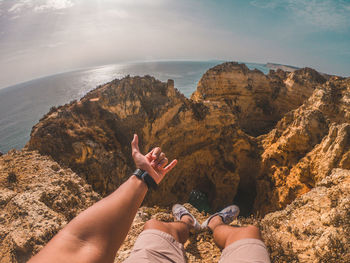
[29,134,177,263]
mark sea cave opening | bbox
[233,179,257,217]
[188,176,216,214]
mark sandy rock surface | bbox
[0,150,100,263]
[0,155,349,262]
[261,168,350,262]
[117,169,350,263]
[116,203,253,263]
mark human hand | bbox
[131,134,177,184]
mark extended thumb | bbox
[131,134,140,152]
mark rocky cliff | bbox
[261,168,350,262]
[191,63,327,136]
[1,62,349,262]
[256,76,350,214]
[27,74,258,213]
[27,62,348,217]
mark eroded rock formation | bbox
[27,74,259,212]
[28,76,182,197]
[118,169,350,263]
[261,168,350,262]
[256,76,350,214]
[27,63,349,217]
[0,150,100,263]
[191,63,327,136]
[2,62,350,262]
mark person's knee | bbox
[144,219,163,230]
[244,225,261,240]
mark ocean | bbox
[0,61,269,153]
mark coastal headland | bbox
[1,62,349,262]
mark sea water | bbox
[0,61,269,153]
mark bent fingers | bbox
[164,159,177,173]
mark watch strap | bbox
[141,171,158,190]
[132,169,158,190]
[133,168,144,179]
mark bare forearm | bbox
[29,175,147,263]
[29,134,177,263]
[65,175,147,250]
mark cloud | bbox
[342,2,350,11]
[43,41,65,48]
[250,0,350,30]
[289,0,347,30]
[106,9,129,19]
[8,0,33,14]
[250,0,279,9]
[7,0,74,14]
[34,0,74,12]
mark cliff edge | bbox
[0,150,100,262]
[1,150,348,262]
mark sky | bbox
[0,0,349,89]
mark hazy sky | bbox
[0,0,349,88]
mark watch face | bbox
[133,169,144,178]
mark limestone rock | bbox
[4,62,350,262]
[28,76,182,196]
[115,203,245,263]
[265,62,299,72]
[255,77,350,214]
[261,168,350,262]
[191,62,326,136]
[0,150,100,263]
[27,62,350,216]
[117,170,350,263]
[27,75,259,212]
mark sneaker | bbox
[172,204,201,232]
[201,205,240,229]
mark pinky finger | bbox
[164,159,177,173]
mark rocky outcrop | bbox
[191,63,327,136]
[28,76,183,197]
[27,74,259,212]
[0,150,100,263]
[1,150,348,263]
[261,168,350,262]
[118,169,350,263]
[27,62,349,217]
[265,62,299,72]
[256,77,350,214]
[3,62,350,262]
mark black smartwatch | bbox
[132,169,158,190]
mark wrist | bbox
[130,175,148,190]
[132,169,158,190]
[137,166,153,176]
